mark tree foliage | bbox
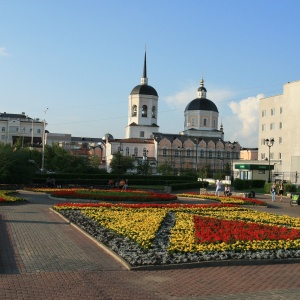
[109,152,135,174]
[157,160,174,175]
[0,143,36,184]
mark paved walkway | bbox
[1,191,300,299]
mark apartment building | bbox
[259,80,300,183]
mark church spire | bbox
[197,76,207,98]
[141,50,148,85]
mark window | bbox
[270,123,275,130]
[187,149,191,157]
[271,108,275,116]
[213,119,216,127]
[203,119,207,126]
[262,124,266,131]
[279,152,282,160]
[270,152,274,160]
[262,110,266,117]
[261,153,265,160]
[1,135,5,140]
[226,151,230,158]
[132,105,137,117]
[9,126,19,132]
[134,147,138,156]
[140,131,144,138]
[200,150,204,158]
[191,118,195,126]
[175,149,179,157]
[235,153,239,159]
[279,122,282,129]
[280,107,283,114]
[279,137,282,144]
[152,106,156,118]
[37,129,41,133]
[261,138,266,145]
[142,105,147,117]
[1,127,5,132]
[125,147,129,156]
[162,148,167,157]
[208,151,212,159]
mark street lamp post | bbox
[265,138,274,183]
[117,142,123,181]
[41,108,48,171]
[228,141,237,184]
[143,149,149,175]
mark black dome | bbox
[185,98,218,112]
[130,84,158,96]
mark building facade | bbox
[258,80,300,183]
[0,112,44,147]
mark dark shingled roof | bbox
[185,98,218,112]
[130,84,158,96]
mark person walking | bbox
[278,181,284,202]
[270,182,277,202]
[215,179,222,196]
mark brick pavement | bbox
[1,190,300,299]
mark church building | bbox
[104,51,241,176]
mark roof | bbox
[130,84,158,96]
[185,98,218,112]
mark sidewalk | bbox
[1,190,300,299]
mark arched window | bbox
[134,147,138,156]
[200,150,204,158]
[37,129,41,133]
[142,105,147,117]
[126,147,130,156]
[152,106,156,118]
[132,105,137,117]
[162,148,168,157]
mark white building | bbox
[258,80,300,183]
[0,112,44,147]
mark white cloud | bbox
[0,47,10,57]
[225,94,263,147]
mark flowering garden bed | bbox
[0,190,25,204]
[29,188,177,202]
[177,192,267,206]
[53,201,300,267]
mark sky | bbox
[1,0,300,148]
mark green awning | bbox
[235,164,274,170]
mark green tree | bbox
[0,143,36,183]
[136,159,152,175]
[157,160,174,175]
[198,166,208,182]
[109,152,135,174]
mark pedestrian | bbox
[224,184,231,196]
[122,179,128,191]
[215,179,222,196]
[278,181,284,202]
[270,182,276,202]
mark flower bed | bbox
[0,190,25,204]
[35,188,178,202]
[177,192,267,206]
[53,202,300,266]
